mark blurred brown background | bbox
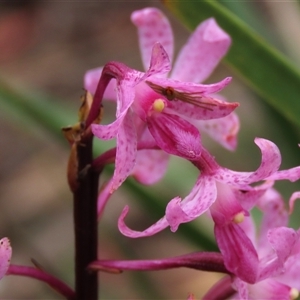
[1,1,300,299]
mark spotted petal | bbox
[147,112,202,160]
[171,18,231,83]
[91,67,137,139]
[118,205,169,238]
[215,138,282,188]
[93,110,137,192]
[266,166,300,182]
[146,76,238,120]
[258,227,298,281]
[147,76,232,95]
[111,112,137,192]
[194,111,239,150]
[131,8,173,72]
[166,175,217,231]
[140,43,171,81]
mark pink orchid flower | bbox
[0,237,12,280]
[228,190,300,299]
[85,8,239,192]
[118,138,300,241]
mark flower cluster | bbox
[229,189,300,299]
[84,7,300,300]
[85,7,239,194]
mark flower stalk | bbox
[88,252,229,274]
[63,91,102,300]
[7,264,75,300]
[73,137,99,300]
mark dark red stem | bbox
[73,137,99,299]
[73,61,128,299]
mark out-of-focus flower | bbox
[0,237,12,280]
[85,8,239,192]
[229,190,300,299]
[118,138,300,240]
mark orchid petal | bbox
[291,228,300,255]
[111,112,137,192]
[215,223,259,284]
[91,62,140,119]
[147,112,202,160]
[131,8,173,71]
[267,227,298,265]
[117,73,139,117]
[171,18,231,83]
[118,205,169,238]
[276,253,300,290]
[247,279,291,300]
[93,111,137,193]
[140,43,171,81]
[169,94,238,120]
[238,216,257,247]
[0,237,11,280]
[166,175,217,231]
[85,61,134,127]
[146,76,238,120]
[84,67,117,99]
[132,149,169,185]
[288,191,300,214]
[91,113,125,140]
[195,111,239,150]
[232,278,249,300]
[130,125,161,189]
[210,182,245,226]
[266,166,300,182]
[91,78,136,140]
[97,178,114,219]
[147,76,232,95]
[258,227,298,281]
[236,180,274,211]
[256,188,289,254]
[215,138,281,187]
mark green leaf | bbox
[163,0,300,128]
[0,82,74,143]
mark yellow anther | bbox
[233,212,245,224]
[290,288,299,300]
[152,99,165,113]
